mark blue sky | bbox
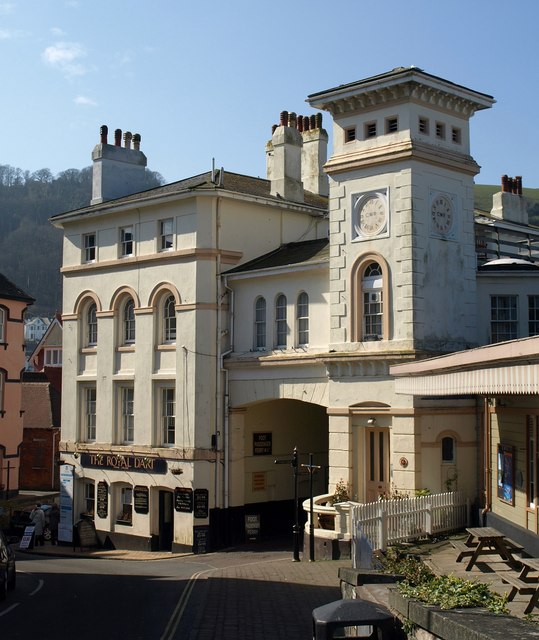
[1,0,538,188]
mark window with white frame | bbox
[87,303,97,347]
[275,294,287,348]
[297,292,309,347]
[529,296,539,336]
[163,295,176,343]
[254,296,266,350]
[160,218,173,251]
[123,299,135,345]
[121,387,134,443]
[120,226,133,257]
[162,388,175,446]
[491,295,518,343]
[117,486,133,524]
[83,233,96,263]
[84,481,95,518]
[0,307,5,343]
[362,263,383,340]
[85,386,96,441]
[44,348,62,366]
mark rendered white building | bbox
[51,69,539,553]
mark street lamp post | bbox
[275,446,301,562]
[301,453,321,562]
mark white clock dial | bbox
[357,195,387,237]
[431,194,454,235]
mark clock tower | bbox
[308,67,494,354]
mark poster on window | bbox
[497,444,514,505]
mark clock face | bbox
[357,195,387,237]
[431,194,454,235]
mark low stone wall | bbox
[389,589,539,640]
[339,569,539,640]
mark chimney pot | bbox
[271,124,278,134]
[310,114,316,130]
[297,115,304,133]
[516,176,523,195]
[114,129,122,146]
[100,125,108,144]
[133,133,141,151]
[303,116,310,131]
[123,131,133,149]
[280,111,288,127]
[289,112,297,128]
[501,175,509,192]
[315,113,323,129]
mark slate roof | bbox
[51,170,328,222]
[0,272,34,303]
[224,238,329,275]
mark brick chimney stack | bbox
[91,124,148,205]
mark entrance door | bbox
[158,490,173,551]
[365,427,390,502]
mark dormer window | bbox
[385,117,398,134]
[345,127,356,143]
[435,122,445,139]
[364,121,377,139]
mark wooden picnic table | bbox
[498,557,539,614]
[461,527,520,571]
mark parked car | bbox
[9,505,52,541]
[0,529,16,600]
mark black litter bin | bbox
[312,598,398,639]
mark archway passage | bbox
[223,398,329,546]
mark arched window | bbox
[297,292,309,346]
[362,262,383,340]
[87,303,97,346]
[123,299,135,345]
[275,294,287,348]
[163,295,176,343]
[254,297,266,350]
[442,436,456,463]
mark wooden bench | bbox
[504,538,525,554]
[450,539,477,562]
[496,571,539,614]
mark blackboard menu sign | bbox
[193,525,210,554]
[134,486,149,514]
[175,487,193,513]
[97,481,108,519]
[75,519,99,549]
[194,488,209,519]
[253,432,272,456]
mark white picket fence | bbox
[351,491,469,558]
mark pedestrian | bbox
[49,503,60,545]
[30,503,46,546]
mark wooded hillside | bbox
[0,165,163,317]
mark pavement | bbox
[14,532,539,637]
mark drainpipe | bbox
[482,397,492,523]
[222,276,234,510]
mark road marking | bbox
[161,555,291,639]
[29,579,44,596]
[0,603,20,617]
[160,568,212,640]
